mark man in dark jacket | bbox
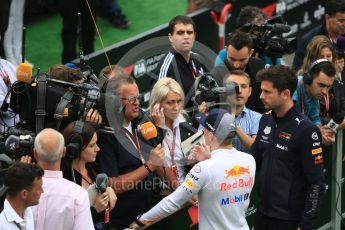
[251,65,326,230]
[96,76,179,229]
[211,30,265,114]
[293,0,345,70]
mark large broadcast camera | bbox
[240,15,297,60]
[8,72,104,133]
[193,73,239,111]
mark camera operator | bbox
[47,64,103,125]
[211,30,265,114]
[293,0,345,70]
[0,162,44,230]
[215,6,282,67]
[47,64,84,84]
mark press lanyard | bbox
[319,93,330,118]
[122,128,145,164]
[165,127,177,165]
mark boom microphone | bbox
[327,112,345,132]
[16,63,32,82]
[140,121,159,147]
[95,173,109,194]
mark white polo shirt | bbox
[0,199,34,230]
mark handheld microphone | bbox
[95,173,111,224]
[140,121,159,147]
[16,63,32,82]
[327,112,345,132]
[95,173,109,194]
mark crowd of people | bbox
[1,0,345,230]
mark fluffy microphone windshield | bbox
[16,63,32,82]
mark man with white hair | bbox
[31,128,93,230]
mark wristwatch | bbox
[135,214,145,227]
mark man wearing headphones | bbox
[292,59,337,144]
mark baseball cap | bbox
[201,108,236,140]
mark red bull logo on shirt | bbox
[220,177,254,191]
[225,165,250,179]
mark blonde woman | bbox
[148,77,197,184]
[299,35,337,75]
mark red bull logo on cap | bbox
[225,165,250,179]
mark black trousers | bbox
[59,0,96,64]
[255,211,300,230]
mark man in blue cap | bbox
[130,108,256,230]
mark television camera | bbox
[193,73,239,111]
[8,72,105,133]
[240,15,297,60]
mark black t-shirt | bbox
[210,57,265,114]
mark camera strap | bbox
[54,90,74,130]
[35,74,47,133]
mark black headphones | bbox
[66,120,84,159]
[303,58,329,85]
